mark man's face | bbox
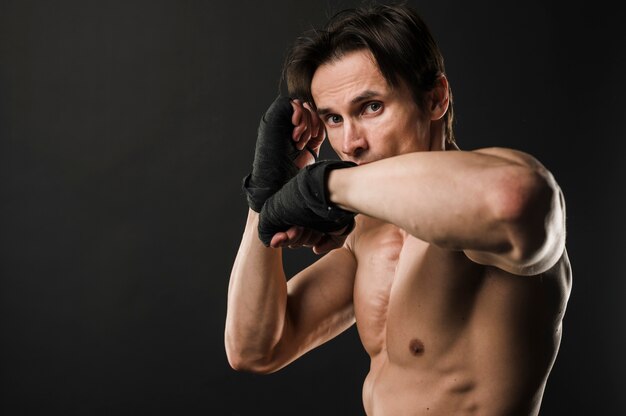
[311,49,432,165]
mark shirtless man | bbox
[225,4,572,415]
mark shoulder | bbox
[471,147,547,170]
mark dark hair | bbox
[283,2,455,144]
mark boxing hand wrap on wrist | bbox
[242,95,300,212]
[258,160,357,246]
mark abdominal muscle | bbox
[351,218,567,416]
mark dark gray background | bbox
[1,0,624,414]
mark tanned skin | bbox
[226,50,571,415]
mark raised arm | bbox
[225,210,357,373]
[326,147,566,276]
[226,96,357,373]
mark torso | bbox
[349,216,572,416]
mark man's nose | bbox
[341,120,368,158]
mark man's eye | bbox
[326,114,342,125]
[365,102,382,114]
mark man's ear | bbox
[429,75,449,121]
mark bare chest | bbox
[350,219,571,415]
[352,228,405,356]
[352,220,483,359]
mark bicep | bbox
[271,246,357,369]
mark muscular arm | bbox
[225,210,357,373]
[327,147,566,275]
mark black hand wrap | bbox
[258,160,357,246]
[242,95,302,212]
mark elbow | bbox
[224,335,279,375]
[225,349,274,375]
[226,354,272,375]
[492,166,563,268]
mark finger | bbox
[291,105,305,142]
[289,227,311,246]
[293,124,309,149]
[270,232,289,248]
[306,131,325,156]
[304,107,325,151]
[285,226,304,243]
[287,228,320,249]
[313,235,334,254]
[313,235,344,254]
[293,108,309,146]
[295,103,323,151]
[303,102,321,139]
[292,148,317,169]
[272,226,304,249]
[308,131,325,153]
[300,110,315,147]
[291,100,303,126]
[298,229,324,247]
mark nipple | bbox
[409,338,425,356]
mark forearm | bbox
[225,210,288,370]
[327,150,548,255]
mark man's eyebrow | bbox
[316,90,382,115]
[351,90,382,104]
